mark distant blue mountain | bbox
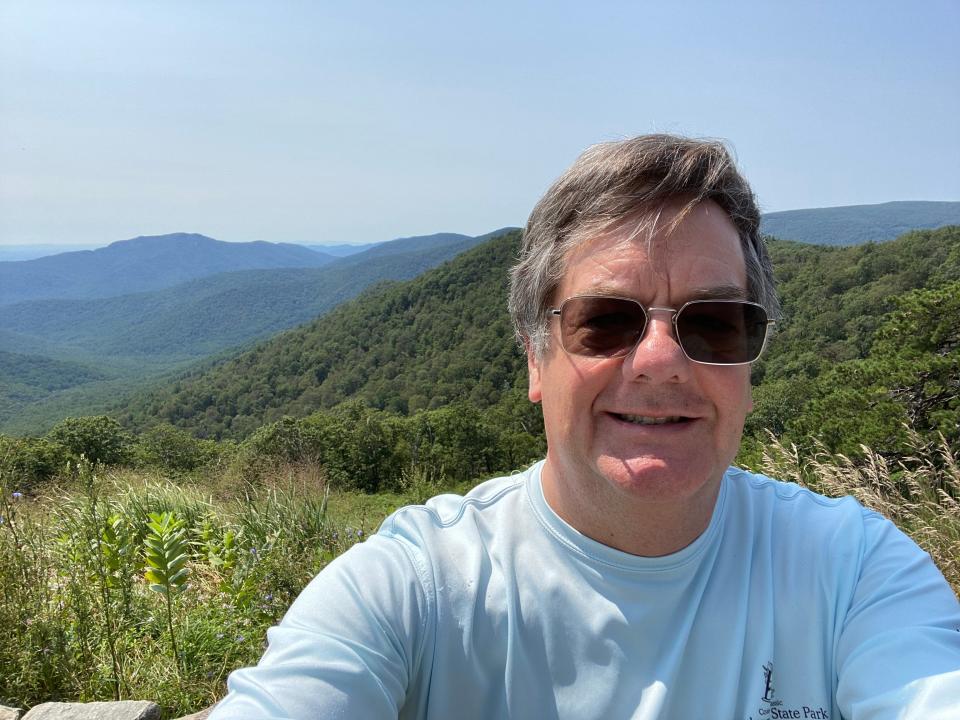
[304,242,384,257]
[760,201,960,246]
[0,232,335,306]
[0,232,492,362]
[0,244,101,262]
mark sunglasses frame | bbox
[548,295,775,366]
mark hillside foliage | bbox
[118,230,528,438]
[0,234,493,434]
[113,226,960,462]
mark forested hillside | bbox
[118,226,960,456]
[119,230,526,438]
[0,232,500,434]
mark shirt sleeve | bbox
[835,510,960,719]
[208,531,433,720]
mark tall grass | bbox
[756,431,960,593]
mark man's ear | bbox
[526,339,543,404]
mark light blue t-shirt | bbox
[211,462,960,719]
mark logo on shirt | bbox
[762,663,776,703]
[744,662,830,720]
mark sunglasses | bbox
[549,295,773,365]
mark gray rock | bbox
[174,710,213,720]
[0,704,23,720]
[22,702,160,720]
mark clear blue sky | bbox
[1,0,958,247]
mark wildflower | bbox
[356,529,364,539]
[236,635,245,642]
[265,594,273,602]
[11,491,22,500]
[250,547,258,556]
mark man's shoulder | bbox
[378,463,537,544]
[726,465,869,513]
[722,465,898,553]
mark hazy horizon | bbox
[2,1,958,247]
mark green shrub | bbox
[0,435,69,489]
[134,424,219,473]
[47,416,133,466]
[235,406,405,493]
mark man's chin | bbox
[594,454,717,503]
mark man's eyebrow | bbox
[686,285,749,301]
[583,285,629,297]
[569,284,750,301]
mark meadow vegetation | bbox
[2,416,957,717]
[0,456,403,716]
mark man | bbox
[210,135,960,719]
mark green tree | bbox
[134,424,212,473]
[47,416,133,466]
[789,281,960,456]
[0,435,69,488]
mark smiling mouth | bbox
[614,414,692,425]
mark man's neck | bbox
[539,460,723,557]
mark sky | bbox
[1,0,958,248]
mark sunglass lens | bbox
[676,302,768,363]
[560,297,645,357]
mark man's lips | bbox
[612,413,694,426]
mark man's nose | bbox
[622,312,690,382]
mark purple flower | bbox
[265,594,273,602]
[11,492,22,500]
[236,635,245,642]
[356,529,364,538]
[249,547,257,555]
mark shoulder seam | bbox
[390,476,526,529]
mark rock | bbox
[0,704,23,720]
[22,702,160,720]
[174,710,213,720]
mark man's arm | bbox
[208,532,432,720]
[836,511,960,718]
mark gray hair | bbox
[508,134,779,357]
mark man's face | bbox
[528,200,754,529]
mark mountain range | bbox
[0,232,501,363]
[760,201,960,246]
[0,230,509,432]
[0,233,338,306]
[114,224,960,440]
[1,201,958,435]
